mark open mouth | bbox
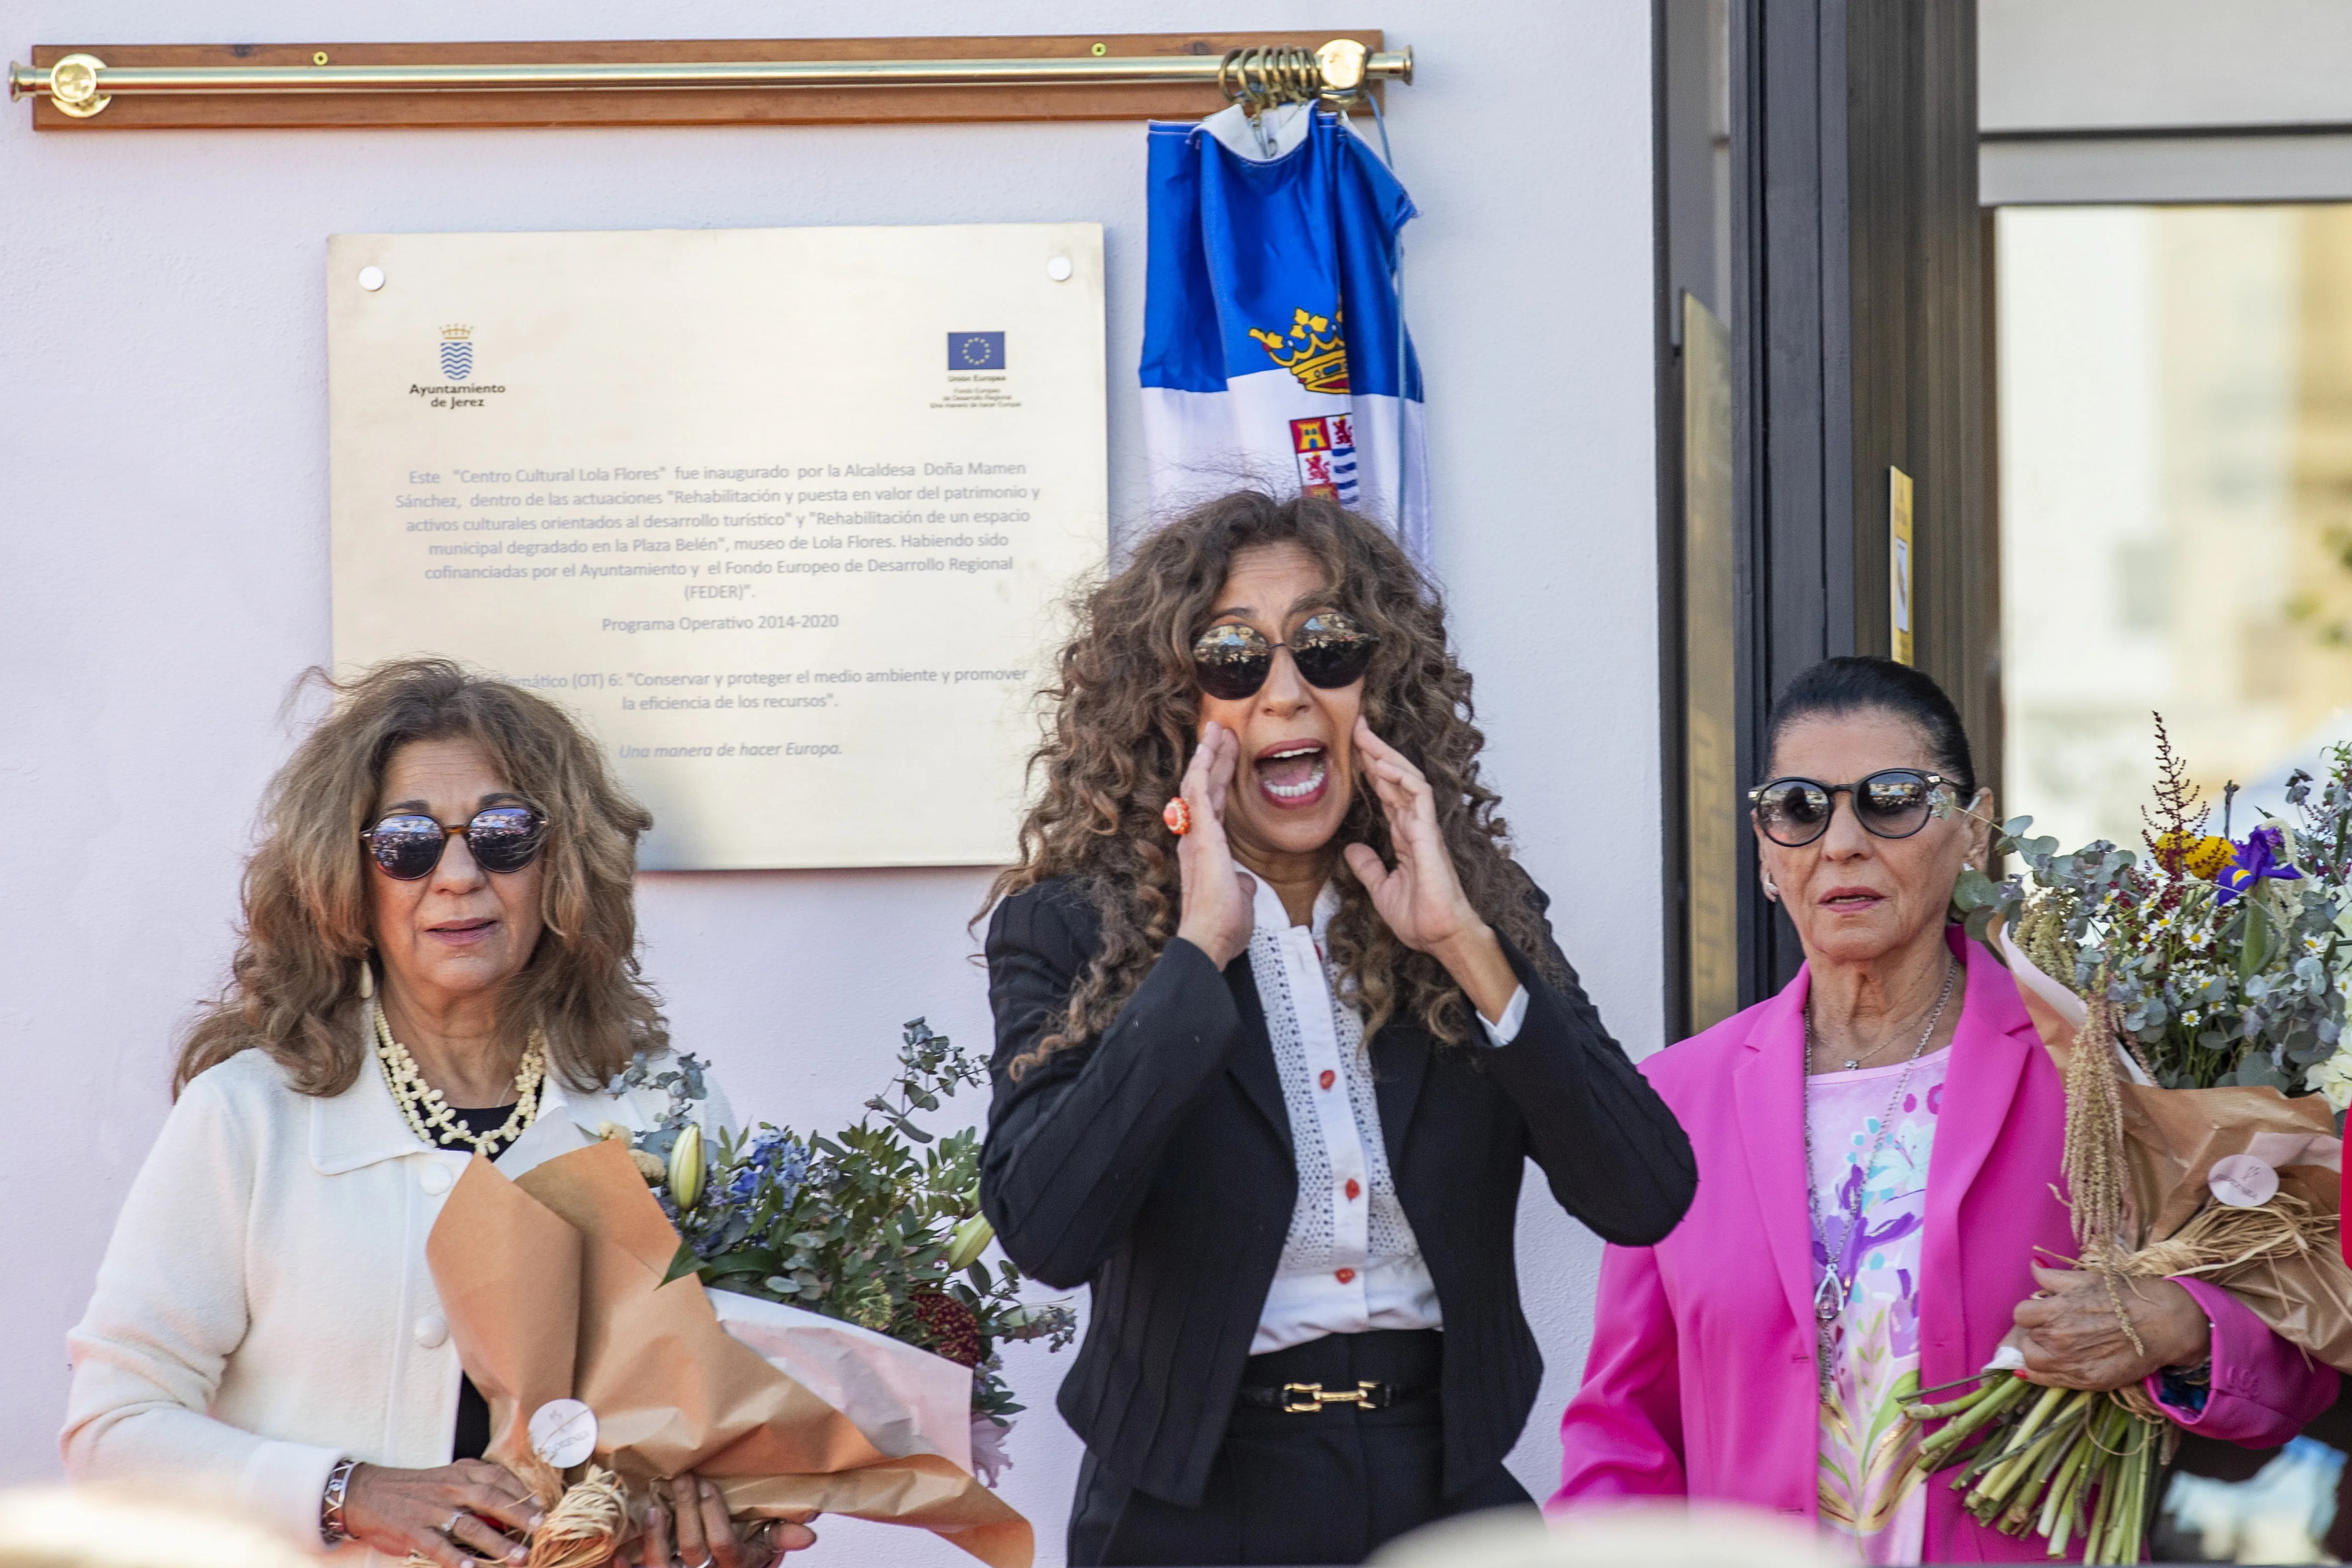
[1257,742,1330,808]
[1820,888,1885,912]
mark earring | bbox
[1762,877,1780,903]
[356,958,376,1000]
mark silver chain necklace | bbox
[1800,956,1958,1401]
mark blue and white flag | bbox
[1141,106,1428,561]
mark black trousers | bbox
[1067,1330,1535,1567]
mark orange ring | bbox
[1163,797,1192,836]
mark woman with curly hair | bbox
[978,492,1698,1566]
[62,660,807,1568]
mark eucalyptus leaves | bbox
[621,1021,1076,1425]
[1953,722,2352,1105]
[1917,719,2352,1563]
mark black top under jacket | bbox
[978,873,1697,1509]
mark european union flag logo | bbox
[948,332,1005,371]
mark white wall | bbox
[1980,0,2352,135]
[1978,0,2352,205]
[0,3,1662,1562]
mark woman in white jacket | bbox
[63,659,808,1568]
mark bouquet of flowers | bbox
[423,1138,1034,1568]
[1908,720,2352,1562]
[416,1020,1073,1568]
[618,1020,1076,1478]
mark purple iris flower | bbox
[2215,825,2303,906]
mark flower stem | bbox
[1917,1374,2032,1468]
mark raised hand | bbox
[1341,717,1486,953]
[1341,718,1519,1022]
[1172,720,1257,968]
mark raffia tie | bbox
[402,1465,626,1568]
[2121,1191,2342,1281]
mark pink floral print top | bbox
[1806,1047,1951,1566]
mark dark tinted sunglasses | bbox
[1191,612,1378,701]
[361,805,548,880]
[1748,770,1952,848]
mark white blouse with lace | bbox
[1246,877,1526,1353]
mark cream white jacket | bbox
[62,1044,731,1556]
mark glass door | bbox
[2001,204,2352,846]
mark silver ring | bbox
[441,1509,470,1536]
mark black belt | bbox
[1237,1379,1406,1414]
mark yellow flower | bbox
[2155,831,2236,880]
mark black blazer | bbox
[978,875,1697,1508]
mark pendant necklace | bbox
[1800,957,1957,1400]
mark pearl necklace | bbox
[372,1000,548,1158]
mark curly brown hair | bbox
[174,659,666,1098]
[988,492,1564,1076]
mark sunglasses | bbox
[1748,770,1953,848]
[361,805,548,880]
[1191,611,1379,701]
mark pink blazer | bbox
[1552,929,2337,1561]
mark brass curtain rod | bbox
[9,39,1410,121]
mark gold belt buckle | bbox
[1280,1381,1379,1413]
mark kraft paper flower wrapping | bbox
[425,1138,1033,1568]
[1994,917,2352,1372]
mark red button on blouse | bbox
[1345,1178,1362,1200]
[1335,1268,1356,1285]
[1319,1069,1336,1090]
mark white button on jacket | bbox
[62,1045,729,1559]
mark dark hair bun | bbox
[1763,656,1975,797]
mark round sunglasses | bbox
[361,805,548,880]
[1190,611,1378,701]
[1748,770,1953,848]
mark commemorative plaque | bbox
[328,225,1107,869]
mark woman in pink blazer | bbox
[1554,658,2336,1563]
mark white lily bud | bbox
[667,1123,706,1210]
[945,1214,995,1272]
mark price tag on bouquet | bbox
[2208,1153,2281,1209]
[530,1399,599,1469]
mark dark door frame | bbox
[1654,0,2000,1035]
